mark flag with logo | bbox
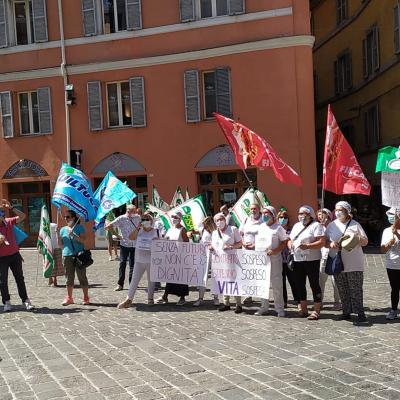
[170,186,185,207]
[152,185,170,211]
[52,163,98,221]
[230,188,270,227]
[376,146,400,207]
[185,187,190,201]
[37,205,54,278]
[146,203,171,231]
[94,171,136,230]
[168,195,207,231]
[214,113,302,186]
[323,105,371,195]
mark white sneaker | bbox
[3,301,12,312]
[24,299,35,311]
[213,297,220,306]
[386,309,398,320]
[254,307,269,316]
[109,256,113,261]
[193,299,203,307]
[277,311,286,318]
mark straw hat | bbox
[339,232,360,252]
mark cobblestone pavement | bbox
[1,250,400,400]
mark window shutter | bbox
[82,0,97,36]
[180,0,195,22]
[333,60,339,94]
[0,0,7,48]
[362,38,368,78]
[126,0,142,30]
[395,5,400,53]
[87,81,103,131]
[228,0,245,15]
[184,70,200,123]
[215,68,232,117]
[0,91,14,138]
[345,53,352,90]
[37,87,52,134]
[374,105,380,147]
[32,0,48,42]
[129,77,146,128]
[373,27,380,70]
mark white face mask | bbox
[172,218,180,226]
[335,211,345,220]
[142,221,152,228]
[298,215,306,223]
[67,220,74,227]
[216,220,226,230]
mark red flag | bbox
[323,105,371,195]
[214,113,302,186]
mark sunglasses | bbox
[64,215,72,219]
[141,219,150,222]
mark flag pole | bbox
[242,169,254,188]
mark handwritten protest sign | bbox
[382,172,400,207]
[150,240,208,286]
[210,250,271,298]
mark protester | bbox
[254,206,288,316]
[194,216,219,306]
[381,208,400,320]
[156,212,189,305]
[117,212,160,308]
[325,201,368,323]
[240,203,263,305]
[317,208,341,310]
[60,210,90,306]
[0,199,35,312]
[277,208,299,307]
[106,210,119,261]
[220,204,235,226]
[210,213,243,313]
[48,222,64,287]
[289,205,325,320]
[105,205,140,291]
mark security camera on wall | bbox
[65,84,76,106]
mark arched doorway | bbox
[2,160,50,246]
[196,145,257,214]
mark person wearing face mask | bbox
[239,203,263,305]
[105,204,141,291]
[381,208,400,320]
[325,201,368,324]
[0,199,35,312]
[288,205,325,320]
[220,204,235,226]
[254,206,288,316]
[117,213,159,308]
[210,212,243,313]
[59,210,89,306]
[277,208,299,307]
[156,212,189,305]
[317,209,341,310]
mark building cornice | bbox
[0,35,315,83]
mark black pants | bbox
[387,268,400,310]
[282,262,299,303]
[118,246,135,287]
[0,252,28,305]
[293,260,322,303]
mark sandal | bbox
[308,311,319,320]
[298,311,309,318]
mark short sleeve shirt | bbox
[0,217,19,257]
[60,225,85,257]
[135,228,159,263]
[239,216,262,245]
[381,227,400,270]
[290,221,325,262]
[255,223,288,261]
[211,226,241,251]
[111,214,140,247]
[326,219,367,272]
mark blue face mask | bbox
[0,210,5,218]
[262,215,270,223]
[279,217,288,226]
[388,215,395,225]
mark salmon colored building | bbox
[0,0,315,247]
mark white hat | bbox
[299,205,316,219]
[336,201,352,215]
[386,208,400,218]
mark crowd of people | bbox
[0,198,399,325]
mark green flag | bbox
[152,185,170,211]
[376,146,400,173]
[170,186,185,207]
[37,205,54,278]
[168,195,207,231]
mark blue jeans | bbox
[118,246,135,287]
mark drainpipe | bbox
[57,0,71,164]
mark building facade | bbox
[312,0,400,244]
[0,0,315,247]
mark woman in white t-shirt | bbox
[325,201,368,324]
[288,205,325,320]
[194,216,219,307]
[117,213,159,309]
[254,206,288,317]
[210,213,243,313]
[381,208,400,320]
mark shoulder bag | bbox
[70,231,93,270]
[325,220,351,276]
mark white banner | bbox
[210,250,271,299]
[382,172,400,207]
[150,240,208,286]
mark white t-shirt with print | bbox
[290,221,325,262]
[135,228,159,263]
[381,227,400,270]
[200,229,212,246]
[255,223,288,261]
[211,226,241,251]
[239,216,262,245]
[326,219,367,272]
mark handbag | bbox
[325,220,351,276]
[288,221,313,270]
[70,232,93,270]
